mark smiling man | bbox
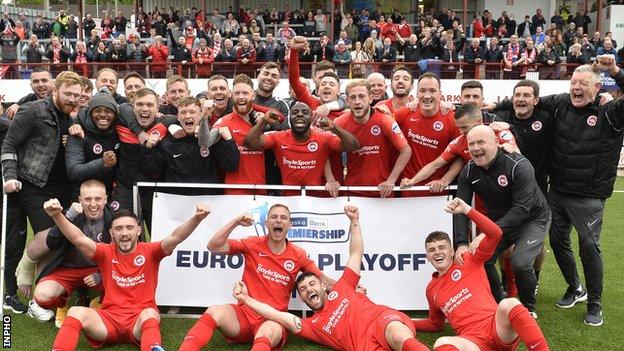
[5,67,54,118]
[232,205,429,351]
[454,125,549,317]
[416,197,549,351]
[159,75,191,115]
[46,200,210,351]
[179,204,335,351]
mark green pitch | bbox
[4,179,624,350]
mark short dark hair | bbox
[320,71,340,85]
[392,66,414,84]
[513,79,540,97]
[80,76,94,92]
[313,60,335,77]
[233,74,254,89]
[425,231,451,245]
[268,203,291,217]
[461,80,483,93]
[454,103,482,120]
[123,71,145,85]
[111,209,140,225]
[208,74,228,87]
[295,271,319,290]
[31,67,51,76]
[260,61,281,73]
[417,72,440,88]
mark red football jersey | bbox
[441,128,517,164]
[394,107,460,184]
[334,111,408,187]
[214,112,266,194]
[299,268,388,351]
[264,128,342,186]
[91,241,167,311]
[228,236,322,311]
[414,209,503,336]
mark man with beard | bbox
[95,68,128,105]
[5,68,53,118]
[179,204,335,351]
[244,102,359,194]
[393,73,461,195]
[2,72,81,304]
[376,67,414,114]
[140,96,239,195]
[158,75,191,115]
[122,72,146,105]
[32,180,112,327]
[334,80,411,198]
[47,200,210,351]
[232,205,430,351]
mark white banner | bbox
[0,78,571,104]
[150,193,452,310]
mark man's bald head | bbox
[467,125,498,168]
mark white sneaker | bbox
[27,300,55,322]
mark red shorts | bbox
[226,304,288,350]
[369,309,416,350]
[39,266,101,296]
[461,315,519,351]
[86,308,145,348]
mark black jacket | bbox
[537,69,624,198]
[454,150,549,247]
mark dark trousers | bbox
[0,193,27,296]
[484,213,550,310]
[548,188,604,306]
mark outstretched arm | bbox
[161,204,211,255]
[43,199,96,258]
[207,213,254,253]
[401,155,450,188]
[233,281,303,333]
[344,205,363,274]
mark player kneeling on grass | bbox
[415,198,549,351]
[44,199,211,351]
[233,205,430,351]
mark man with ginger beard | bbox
[334,80,412,198]
[244,102,360,196]
[2,71,82,301]
[5,68,53,119]
[393,73,461,195]
[140,96,239,195]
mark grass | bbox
[4,179,624,350]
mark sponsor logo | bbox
[134,255,146,267]
[283,260,295,272]
[92,143,103,154]
[289,212,349,243]
[110,201,120,211]
[308,141,318,152]
[587,219,599,227]
[370,125,381,136]
[451,269,462,281]
[281,145,289,149]
[498,175,508,187]
[200,148,209,157]
[327,291,338,301]
[531,121,542,131]
[587,115,597,126]
[526,239,538,245]
[433,121,444,131]
[391,122,401,134]
[232,129,242,133]
[471,179,480,184]
[259,252,269,257]
[112,259,119,264]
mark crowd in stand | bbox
[2,5,624,81]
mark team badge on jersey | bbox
[151,130,161,138]
[308,141,319,152]
[433,121,444,131]
[110,201,120,211]
[370,125,381,136]
[498,175,508,187]
[283,260,295,272]
[92,143,103,154]
[587,115,597,126]
[499,130,513,141]
[451,269,462,281]
[200,147,210,157]
[134,255,146,267]
[391,121,401,134]
[327,291,338,301]
[531,121,542,131]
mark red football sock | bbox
[51,316,83,351]
[503,257,517,297]
[178,313,217,351]
[434,345,459,351]
[35,294,66,310]
[251,336,272,351]
[402,337,430,351]
[509,304,549,351]
[140,318,161,351]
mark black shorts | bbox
[18,180,70,233]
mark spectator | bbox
[209,8,225,30]
[483,13,495,38]
[313,34,335,62]
[251,9,266,32]
[350,41,371,78]
[126,34,148,77]
[518,15,535,37]
[249,19,262,35]
[590,31,602,48]
[235,37,257,75]
[533,26,546,46]
[277,21,296,45]
[552,33,567,57]
[440,37,459,78]
[0,12,15,33]
[532,8,547,30]
[336,30,352,50]
[473,16,484,38]
[92,41,110,70]
[215,38,236,61]
[538,42,561,79]
[100,13,113,39]
[223,12,239,34]
[464,37,485,79]
[114,10,127,36]
[169,34,193,77]
[45,36,71,77]
[314,9,327,35]
[108,38,128,76]
[580,35,595,61]
[82,13,95,38]
[193,38,213,78]
[507,13,517,37]
[13,21,26,40]
[0,28,19,79]
[570,10,591,35]
[344,17,359,44]
[358,9,371,41]
[85,28,101,56]
[369,29,383,52]
[617,45,624,65]
[147,35,169,78]
[519,36,538,77]
[382,17,400,45]
[303,11,316,37]
[263,33,283,63]
[567,43,588,75]
[596,38,618,62]
[484,36,504,79]
[403,34,421,63]
[375,37,397,77]
[363,37,377,71]
[551,9,565,30]
[22,33,46,69]
[503,34,523,78]
[70,40,91,78]
[332,40,351,78]
[66,15,78,48]
[151,14,167,37]
[19,12,30,36]
[135,13,151,38]
[605,31,617,49]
